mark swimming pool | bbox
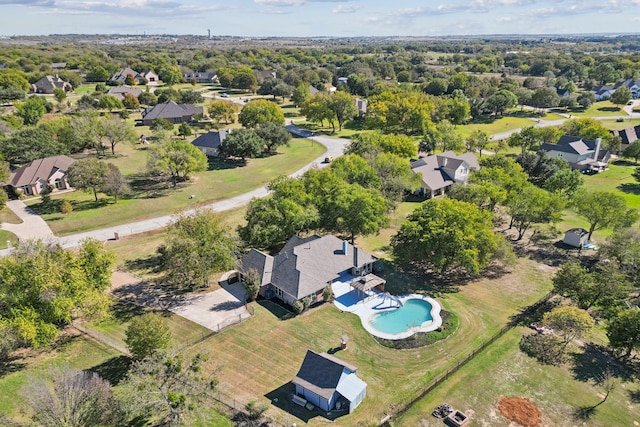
[369,299,434,335]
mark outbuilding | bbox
[563,228,589,248]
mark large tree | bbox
[102,116,136,155]
[146,140,208,187]
[255,122,291,154]
[391,198,501,275]
[327,91,357,132]
[611,86,632,107]
[117,352,216,427]
[159,210,240,290]
[218,128,264,161]
[623,140,640,164]
[101,163,129,203]
[208,100,239,128]
[15,97,46,125]
[607,309,640,360]
[333,183,389,244]
[21,366,122,427]
[484,89,518,115]
[67,158,109,201]
[0,126,68,164]
[507,184,564,240]
[125,313,172,360]
[238,99,284,128]
[573,191,638,240]
[543,306,594,350]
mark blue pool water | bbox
[369,299,433,335]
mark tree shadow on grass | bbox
[618,183,640,195]
[264,382,349,423]
[111,300,146,323]
[377,263,461,296]
[123,253,163,276]
[257,298,295,320]
[0,354,26,380]
[127,175,171,199]
[573,405,598,420]
[207,157,245,171]
[628,388,640,403]
[88,355,132,386]
[570,344,635,383]
[508,295,559,327]
[612,159,639,167]
[597,107,621,113]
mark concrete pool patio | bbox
[331,278,443,340]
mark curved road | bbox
[52,127,348,249]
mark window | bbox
[54,178,63,189]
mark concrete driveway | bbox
[170,282,251,333]
[1,200,54,241]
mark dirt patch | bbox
[497,396,541,427]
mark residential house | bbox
[183,72,218,84]
[50,62,67,70]
[611,125,640,151]
[140,70,159,85]
[109,67,157,85]
[592,85,614,101]
[141,101,203,126]
[31,75,72,94]
[337,77,348,85]
[410,151,480,198]
[309,85,320,96]
[292,350,367,414]
[563,228,589,248]
[325,83,337,93]
[191,130,230,157]
[239,234,383,306]
[7,155,75,196]
[614,78,640,99]
[556,87,570,98]
[106,86,142,101]
[539,135,610,172]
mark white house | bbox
[592,85,614,101]
[539,135,610,172]
[292,350,367,414]
[614,79,640,99]
[410,151,480,198]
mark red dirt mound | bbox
[497,396,541,427]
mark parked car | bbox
[220,93,229,98]
[324,157,333,163]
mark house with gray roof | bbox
[239,234,381,306]
[191,130,230,157]
[7,155,75,196]
[592,85,614,101]
[292,349,366,414]
[109,67,158,85]
[183,72,218,84]
[106,85,142,101]
[539,135,610,172]
[410,151,480,198]
[614,78,640,99]
[31,75,72,94]
[141,101,203,126]
[611,125,640,152]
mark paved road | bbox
[54,127,348,249]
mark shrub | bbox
[292,300,304,314]
[242,269,261,302]
[322,285,333,302]
[301,296,311,310]
[125,312,172,360]
[519,333,566,365]
[60,199,73,214]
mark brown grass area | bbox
[498,396,541,427]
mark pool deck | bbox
[331,279,443,340]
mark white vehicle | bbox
[220,93,229,98]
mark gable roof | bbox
[106,85,142,100]
[411,151,479,191]
[293,350,360,400]
[142,101,203,121]
[240,234,376,300]
[33,75,71,91]
[9,155,75,187]
[614,78,640,89]
[110,67,140,82]
[540,135,599,156]
[191,130,230,150]
[611,125,640,146]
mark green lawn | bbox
[394,328,640,427]
[0,334,122,421]
[0,206,21,224]
[455,117,535,140]
[570,101,627,118]
[599,118,640,131]
[29,138,325,235]
[186,257,553,426]
[0,229,18,249]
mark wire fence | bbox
[71,320,131,356]
[379,291,554,426]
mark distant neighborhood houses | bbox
[239,234,383,307]
[140,101,203,126]
[539,135,610,172]
[6,155,75,196]
[191,130,231,157]
[182,72,218,84]
[591,78,640,101]
[109,67,159,85]
[410,151,480,199]
[31,75,72,94]
[257,70,277,80]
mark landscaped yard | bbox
[185,257,553,426]
[28,138,325,235]
[570,101,627,118]
[0,229,18,249]
[455,116,535,140]
[0,206,21,224]
[599,118,640,130]
[393,327,640,427]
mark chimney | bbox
[442,157,448,168]
[595,137,602,159]
[342,240,348,255]
[353,246,358,269]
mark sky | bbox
[1,0,640,37]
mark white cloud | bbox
[332,3,361,13]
